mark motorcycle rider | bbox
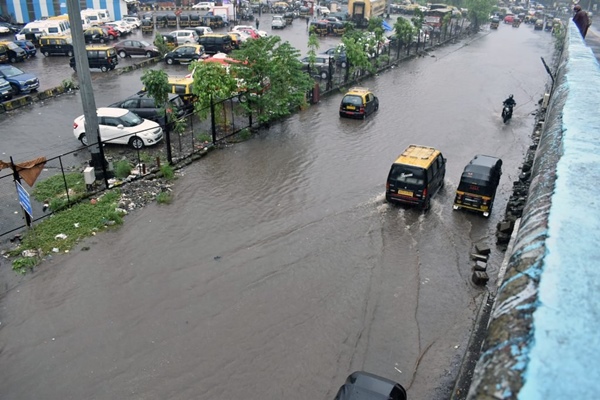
[503,94,516,108]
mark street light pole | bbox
[66,0,108,185]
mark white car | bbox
[192,1,214,10]
[170,30,200,45]
[271,15,286,29]
[105,22,131,35]
[0,26,10,34]
[194,26,214,36]
[73,108,163,149]
[122,16,141,28]
[232,25,268,37]
[319,6,330,15]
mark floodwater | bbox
[0,23,555,399]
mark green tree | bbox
[141,69,170,124]
[341,29,375,78]
[306,31,320,77]
[230,36,313,123]
[188,60,238,121]
[153,32,169,57]
[465,0,496,31]
[393,16,415,50]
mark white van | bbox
[15,21,49,40]
[44,16,71,35]
[81,9,112,26]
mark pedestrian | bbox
[573,4,591,38]
[306,17,309,29]
[256,19,260,29]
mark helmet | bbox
[509,94,514,99]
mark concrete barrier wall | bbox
[467,22,600,399]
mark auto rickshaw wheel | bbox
[101,65,109,72]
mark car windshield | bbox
[4,42,19,50]
[389,165,425,187]
[120,111,143,127]
[1,66,24,77]
[342,95,363,106]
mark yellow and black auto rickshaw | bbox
[141,18,154,34]
[166,13,178,27]
[190,14,201,27]
[490,17,500,29]
[284,12,294,25]
[309,20,329,36]
[156,33,177,51]
[155,14,168,28]
[328,21,345,35]
[179,14,191,27]
[453,155,502,218]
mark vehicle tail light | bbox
[421,188,428,199]
[73,122,78,129]
[359,106,364,113]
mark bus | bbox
[347,0,386,28]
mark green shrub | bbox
[139,151,153,163]
[12,257,37,274]
[32,172,86,203]
[238,128,252,141]
[196,133,212,143]
[160,164,175,180]
[156,191,172,204]
[114,160,132,179]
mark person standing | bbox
[256,18,260,29]
[573,4,590,38]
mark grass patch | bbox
[12,256,37,275]
[32,172,86,202]
[114,160,132,179]
[156,191,172,204]
[196,133,212,143]
[238,128,252,141]
[160,164,175,180]
[8,190,125,268]
[138,151,154,164]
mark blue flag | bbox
[382,20,393,31]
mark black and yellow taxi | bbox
[83,27,109,44]
[453,154,502,217]
[386,144,446,211]
[0,41,26,63]
[69,45,119,72]
[164,44,206,65]
[39,35,74,57]
[339,87,379,119]
[167,76,196,111]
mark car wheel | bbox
[119,50,127,58]
[166,57,174,65]
[10,57,16,63]
[129,136,145,149]
[9,83,20,94]
[43,51,50,57]
[100,38,105,43]
[145,51,153,57]
[79,133,89,146]
[101,65,109,72]
[340,61,347,68]
[320,70,328,79]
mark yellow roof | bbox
[394,145,441,168]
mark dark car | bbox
[333,371,407,400]
[83,27,109,44]
[70,45,119,73]
[114,39,159,58]
[0,77,14,101]
[0,41,26,63]
[0,64,39,94]
[13,40,36,57]
[109,92,186,126]
[164,44,206,65]
[320,46,347,68]
[339,87,378,119]
[0,22,20,33]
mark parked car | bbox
[69,45,119,72]
[39,35,74,56]
[114,39,159,58]
[109,92,186,126]
[0,22,20,34]
[0,41,26,63]
[232,25,268,37]
[333,371,407,400]
[300,55,332,79]
[169,30,200,45]
[193,26,214,37]
[0,64,39,94]
[83,27,109,43]
[192,1,215,10]
[271,15,287,29]
[339,87,379,119]
[320,46,347,68]
[101,26,120,41]
[13,40,36,58]
[73,107,163,149]
[122,16,141,28]
[104,21,132,36]
[0,77,14,101]
[164,44,206,64]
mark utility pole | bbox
[66,0,108,184]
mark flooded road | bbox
[0,25,555,399]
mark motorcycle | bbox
[502,103,514,123]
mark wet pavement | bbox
[0,22,555,400]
